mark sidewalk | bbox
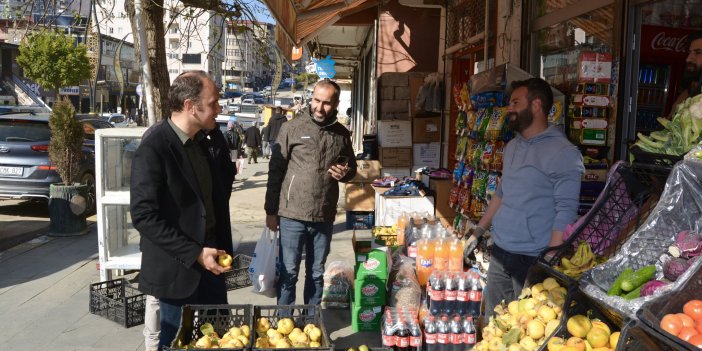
[0,158,382,350]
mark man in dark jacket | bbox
[130,71,235,350]
[261,124,271,159]
[265,79,357,305]
[244,124,262,164]
[267,106,287,144]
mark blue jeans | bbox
[483,245,537,322]
[278,217,333,305]
[157,269,227,351]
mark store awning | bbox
[263,0,379,62]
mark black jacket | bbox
[267,113,287,142]
[265,108,357,222]
[130,120,235,299]
[244,125,262,148]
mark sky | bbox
[250,0,275,24]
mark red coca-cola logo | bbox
[359,310,376,322]
[363,258,380,270]
[362,284,378,296]
[651,31,688,53]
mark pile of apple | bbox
[255,317,324,348]
[546,314,619,351]
[473,277,568,351]
[181,323,251,349]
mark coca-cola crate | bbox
[89,278,145,328]
[637,262,702,351]
[537,162,657,286]
[223,254,252,291]
[253,305,332,351]
[169,304,252,350]
[616,319,683,351]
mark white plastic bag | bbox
[249,228,278,297]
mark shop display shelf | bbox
[223,254,253,291]
[253,305,333,351]
[616,319,685,351]
[537,162,656,286]
[89,278,145,328]
[169,304,253,351]
[637,263,702,351]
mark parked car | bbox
[101,113,130,127]
[0,112,113,211]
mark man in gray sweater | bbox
[467,78,584,317]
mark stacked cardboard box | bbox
[350,231,390,332]
[345,161,382,229]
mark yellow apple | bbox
[587,327,610,348]
[240,325,250,338]
[520,336,538,351]
[547,337,566,351]
[531,283,546,296]
[277,318,295,335]
[567,315,593,338]
[308,327,322,342]
[590,320,611,335]
[217,253,233,267]
[310,341,321,347]
[527,320,546,339]
[538,305,558,322]
[609,331,620,348]
[508,300,520,315]
[566,336,586,351]
[545,319,560,337]
[542,277,560,291]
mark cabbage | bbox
[669,231,702,259]
[663,256,695,281]
[640,280,669,297]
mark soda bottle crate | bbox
[223,254,253,291]
[253,305,333,351]
[88,278,145,328]
[616,319,684,351]
[169,304,252,350]
[536,162,658,287]
[637,262,702,351]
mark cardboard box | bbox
[382,168,412,178]
[354,275,387,306]
[351,301,383,332]
[413,117,441,143]
[344,183,375,211]
[378,120,412,147]
[372,186,435,226]
[379,147,412,167]
[430,178,453,219]
[413,143,441,169]
[351,160,382,182]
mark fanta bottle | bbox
[448,235,464,272]
[433,233,449,272]
[416,235,434,286]
[397,212,409,246]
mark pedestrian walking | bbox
[264,79,357,305]
[244,124,261,164]
[261,124,271,159]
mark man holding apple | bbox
[130,71,236,350]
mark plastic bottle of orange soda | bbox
[416,234,434,286]
[433,232,449,272]
[448,234,464,272]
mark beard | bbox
[682,63,702,94]
[507,107,534,133]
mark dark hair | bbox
[688,31,702,46]
[274,106,283,114]
[169,70,211,113]
[510,77,553,116]
[315,79,341,102]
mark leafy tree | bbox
[16,30,91,98]
[296,73,320,92]
[48,99,84,185]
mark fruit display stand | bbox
[637,262,702,350]
[579,157,702,325]
[253,305,332,351]
[616,319,686,351]
[170,304,253,350]
[89,278,145,328]
[536,161,658,287]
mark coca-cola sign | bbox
[641,25,698,60]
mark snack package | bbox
[455,135,469,160]
[452,161,465,184]
[481,141,495,168]
[449,185,460,208]
[460,187,472,214]
[321,261,354,309]
[465,110,478,131]
[485,173,499,205]
[455,110,467,133]
[472,108,489,138]
[492,141,505,172]
[485,107,508,141]
[389,255,422,307]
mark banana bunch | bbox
[554,241,598,278]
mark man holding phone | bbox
[265,79,357,305]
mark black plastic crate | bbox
[346,211,374,230]
[637,263,702,351]
[616,319,684,351]
[89,278,145,328]
[224,254,253,291]
[253,305,333,351]
[630,145,683,170]
[537,162,656,286]
[170,304,253,350]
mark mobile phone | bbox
[335,155,349,164]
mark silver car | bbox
[0,113,113,210]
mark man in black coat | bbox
[267,106,287,144]
[244,124,261,164]
[130,71,235,350]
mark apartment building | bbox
[222,20,275,92]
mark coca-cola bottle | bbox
[408,227,419,258]
[468,276,482,317]
[394,319,410,351]
[382,315,396,349]
[455,273,470,316]
[449,314,463,351]
[462,315,476,350]
[443,273,457,315]
[423,316,437,351]
[436,314,450,351]
[408,319,423,351]
[429,272,445,316]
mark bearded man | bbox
[670,31,702,117]
[464,78,584,319]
